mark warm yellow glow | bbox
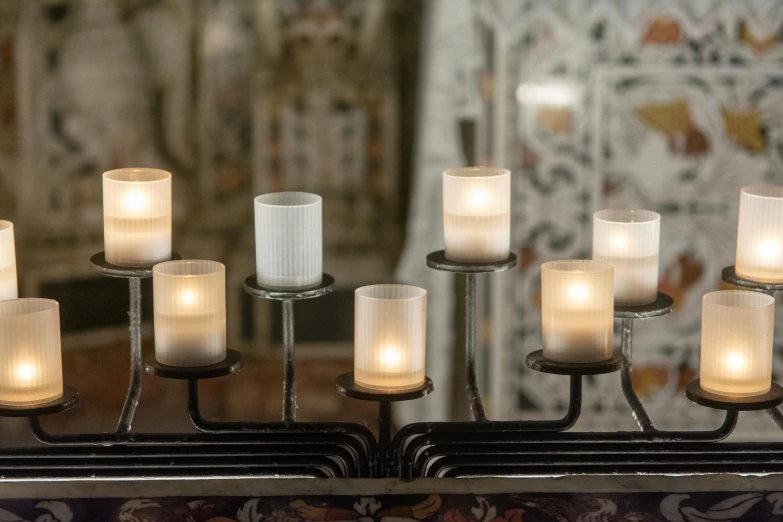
[611,234,628,250]
[179,290,197,307]
[725,351,748,374]
[123,190,148,213]
[378,346,403,370]
[567,283,589,303]
[758,239,780,261]
[467,189,489,211]
[14,363,36,384]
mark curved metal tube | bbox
[768,407,783,430]
[620,318,655,431]
[116,277,143,434]
[465,273,487,421]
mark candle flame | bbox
[123,191,148,213]
[379,346,403,370]
[179,290,197,307]
[467,189,489,210]
[611,235,628,250]
[15,363,36,383]
[725,351,747,373]
[759,239,780,261]
[567,283,589,303]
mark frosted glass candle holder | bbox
[443,167,511,262]
[593,209,660,306]
[0,221,17,301]
[736,186,783,283]
[700,290,774,397]
[0,298,63,405]
[254,192,322,289]
[354,284,427,391]
[153,260,226,367]
[103,168,172,267]
[541,260,614,363]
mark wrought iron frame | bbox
[3,253,783,480]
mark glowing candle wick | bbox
[611,235,628,250]
[725,351,747,374]
[467,189,489,210]
[179,290,197,307]
[15,363,36,384]
[567,283,589,303]
[759,240,780,261]
[379,346,402,370]
[123,190,148,213]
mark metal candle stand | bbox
[335,372,433,477]
[89,251,181,433]
[243,273,335,423]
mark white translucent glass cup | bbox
[736,186,783,282]
[0,220,17,301]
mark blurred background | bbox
[1,0,783,441]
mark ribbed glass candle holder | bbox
[254,192,322,289]
[153,260,226,367]
[736,186,783,282]
[700,290,774,397]
[0,221,17,301]
[593,209,660,306]
[0,298,63,405]
[443,167,511,262]
[354,284,427,391]
[541,260,614,363]
[103,168,172,267]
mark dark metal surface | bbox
[426,250,517,273]
[614,292,674,319]
[722,265,783,293]
[89,251,182,279]
[687,379,783,410]
[335,372,434,402]
[144,349,244,380]
[620,318,655,431]
[464,273,486,421]
[0,386,79,417]
[243,273,335,300]
[116,276,142,433]
[378,401,392,477]
[526,350,625,375]
[282,299,296,422]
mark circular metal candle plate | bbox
[614,293,674,319]
[686,379,783,411]
[0,385,79,418]
[335,372,434,402]
[722,265,783,293]
[526,350,625,376]
[243,273,335,301]
[426,250,517,274]
[144,349,244,380]
[90,252,182,279]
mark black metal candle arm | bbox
[4,254,783,479]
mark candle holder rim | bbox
[335,372,434,402]
[103,168,171,183]
[722,265,783,292]
[740,185,783,199]
[593,208,661,224]
[0,297,59,316]
[686,379,783,411]
[442,166,510,179]
[144,349,243,380]
[355,284,427,302]
[525,350,625,376]
[243,273,335,301]
[426,250,517,273]
[0,385,79,417]
[90,252,182,279]
[541,259,613,275]
[614,292,674,319]
[0,219,12,231]
[254,191,322,208]
[152,259,225,277]
[704,288,776,308]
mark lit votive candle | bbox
[0,298,63,405]
[593,209,660,306]
[0,220,17,301]
[736,186,783,282]
[254,192,322,289]
[700,290,774,397]
[153,260,226,367]
[354,284,427,391]
[541,260,614,363]
[443,167,510,262]
[103,168,172,267]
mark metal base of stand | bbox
[526,350,625,375]
[686,379,783,410]
[335,373,434,402]
[426,250,517,273]
[615,292,674,319]
[243,274,335,300]
[145,350,244,380]
[0,386,79,417]
[89,252,182,279]
[722,265,783,293]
